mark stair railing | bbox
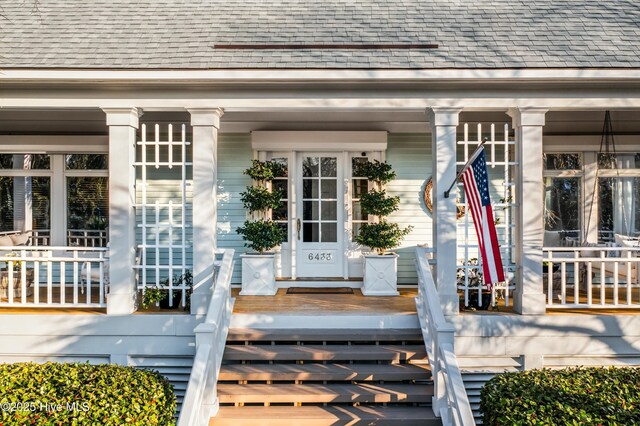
[415,247,475,426]
[178,249,235,426]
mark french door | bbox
[294,153,344,278]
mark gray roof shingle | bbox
[1,0,639,69]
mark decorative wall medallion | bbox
[424,177,465,219]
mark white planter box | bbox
[361,254,399,296]
[240,253,277,296]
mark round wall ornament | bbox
[424,177,465,219]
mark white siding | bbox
[386,134,432,285]
[216,134,252,284]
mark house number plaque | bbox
[303,250,335,263]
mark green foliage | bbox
[240,186,283,213]
[354,160,396,184]
[355,221,413,255]
[141,271,192,310]
[141,286,168,309]
[243,159,287,182]
[360,189,400,217]
[480,367,640,425]
[0,362,176,425]
[236,220,286,254]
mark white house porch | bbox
[2,106,640,315]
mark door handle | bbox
[297,219,301,240]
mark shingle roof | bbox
[1,0,639,69]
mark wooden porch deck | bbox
[231,288,418,316]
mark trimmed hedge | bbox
[0,362,176,425]
[480,367,640,425]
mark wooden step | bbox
[218,383,433,404]
[223,345,427,362]
[219,363,431,382]
[211,405,441,426]
[226,328,424,342]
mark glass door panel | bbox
[296,154,343,278]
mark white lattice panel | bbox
[134,123,192,307]
[457,123,517,308]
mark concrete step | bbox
[226,328,424,342]
[223,345,427,362]
[219,363,431,382]
[211,405,441,426]
[218,383,433,404]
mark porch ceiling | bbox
[1,109,640,136]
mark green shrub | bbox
[243,159,287,182]
[240,186,283,213]
[360,189,400,217]
[0,362,176,425]
[355,221,413,255]
[480,367,640,425]
[353,159,396,184]
[236,219,286,254]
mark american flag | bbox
[461,148,505,285]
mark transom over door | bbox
[295,153,344,278]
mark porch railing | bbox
[544,246,640,308]
[178,249,234,426]
[415,247,475,426]
[0,246,108,307]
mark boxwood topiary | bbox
[0,362,176,425]
[480,367,640,425]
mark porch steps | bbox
[211,328,440,425]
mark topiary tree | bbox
[354,160,412,255]
[236,160,287,254]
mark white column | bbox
[508,107,548,315]
[427,107,462,315]
[188,108,224,315]
[103,108,139,315]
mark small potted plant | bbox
[355,160,412,296]
[236,160,287,295]
[141,270,192,310]
[457,259,492,310]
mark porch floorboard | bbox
[231,288,418,316]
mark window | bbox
[351,156,369,239]
[0,153,108,247]
[543,153,582,243]
[597,153,640,242]
[270,157,289,242]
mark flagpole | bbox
[443,137,488,198]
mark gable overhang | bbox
[2,68,640,111]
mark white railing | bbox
[67,229,109,247]
[415,247,475,426]
[544,246,640,308]
[0,246,108,307]
[178,249,234,426]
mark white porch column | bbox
[508,107,548,315]
[427,107,462,315]
[188,108,224,316]
[103,108,139,315]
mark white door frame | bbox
[292,151,346,279]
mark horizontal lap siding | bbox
[216,134,252,284]
[386,134,432,285]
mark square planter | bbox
[361,254,399,296]
[240,253,277,296]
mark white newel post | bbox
[427,107,462,316]
[103,108,139,315]
[508,107,548,315]
[189,108,224,315]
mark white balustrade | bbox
[415,247,475,426]
[0,246,108,307]
[178,249,234,426]
[544,246,640,308]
